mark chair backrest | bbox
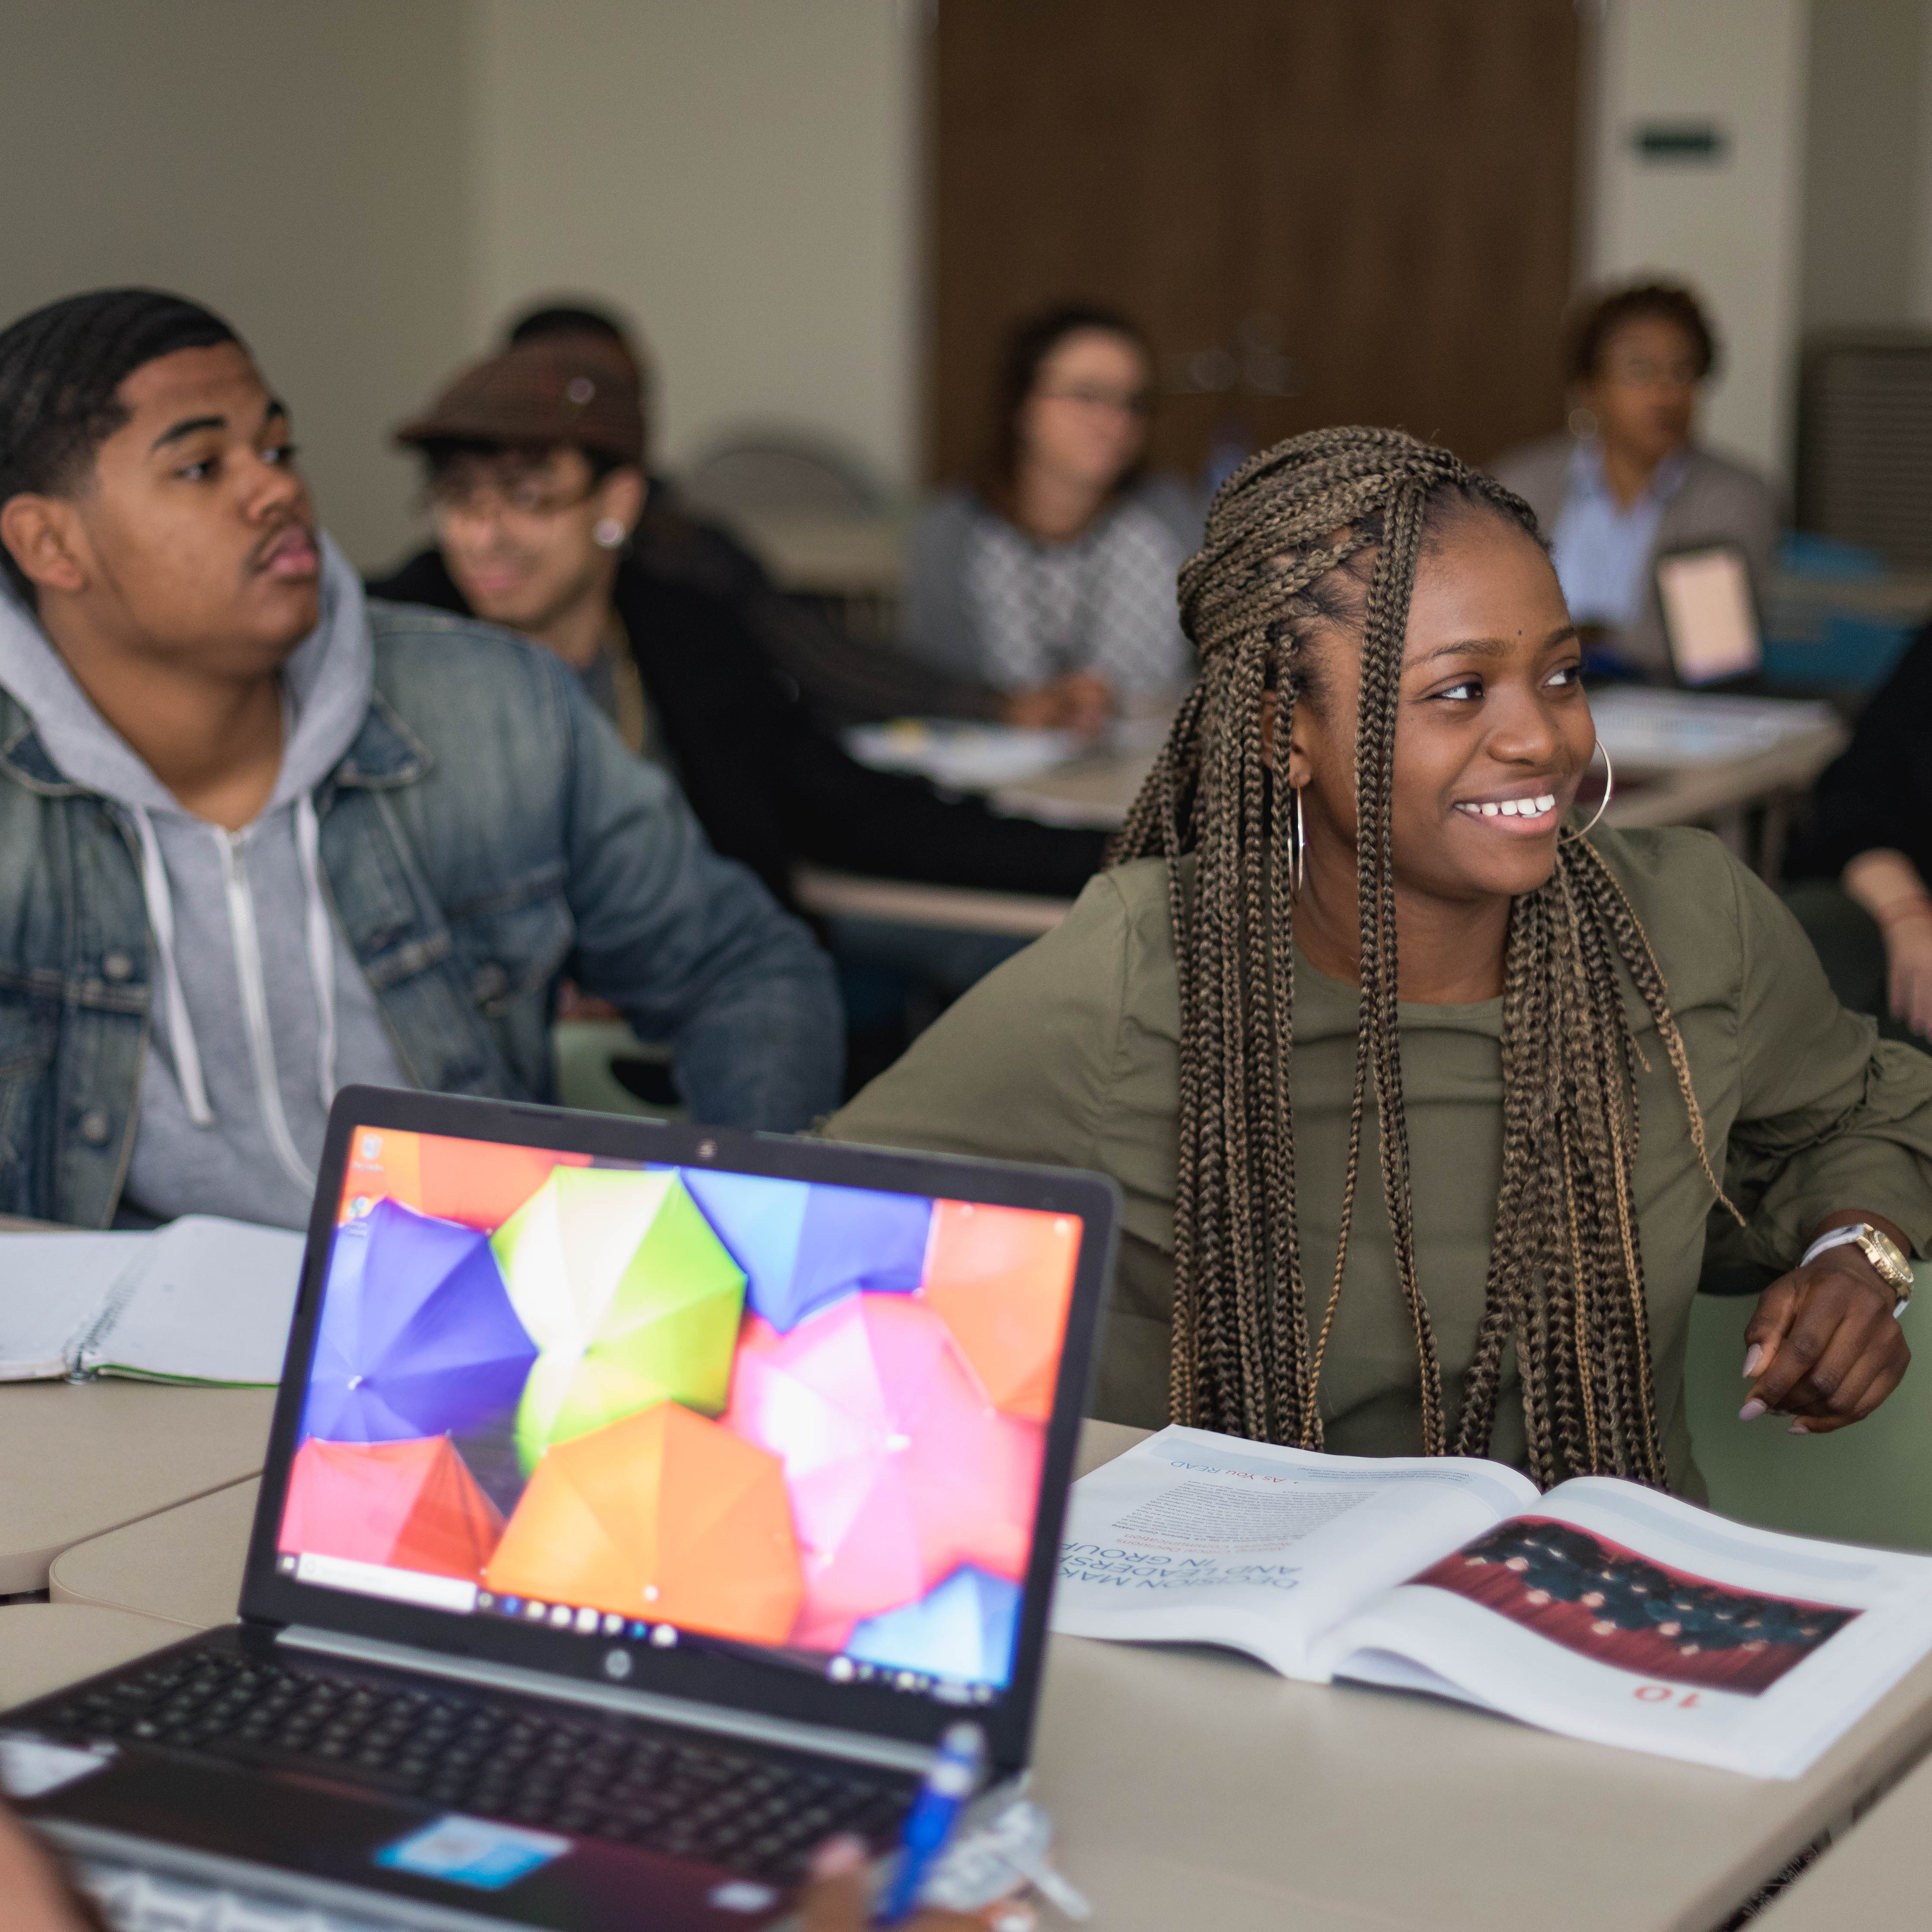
[680,430,895,521]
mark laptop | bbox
[6,1085,1117,1931]
[1655,542,1765,690]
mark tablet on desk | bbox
[1656,543,1763,687]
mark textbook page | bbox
[1050,1426,1540,1678]
[88,1216,304,1386]
[0,1233,148,1379]
[1313,1477,1932,1778]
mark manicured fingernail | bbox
[1739,1399,1768,1421]
[809,1835,867,1880]
[1742,1344,1763,1379]
[1788,1421,1810,1436]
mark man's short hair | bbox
[0,288,239,601]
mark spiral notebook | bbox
[0,1214,304,1385]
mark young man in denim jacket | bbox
[0,289,842,1229]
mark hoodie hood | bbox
[0,533,406,1228]
[0,532,372,810]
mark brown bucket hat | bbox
[395,336,645,465]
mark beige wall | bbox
[1802,0,1929,330]
[1585,0,1811,484]
[17,2,1924,546]
[0,0,472,571]
[467,0,919,491]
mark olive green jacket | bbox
[826,826,1932,1490]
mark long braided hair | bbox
[1111,427,1732,1488]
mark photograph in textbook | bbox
[1412,1518,1861,1696]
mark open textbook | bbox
[1051,1426,1932,1778]
[0,1215,303,1386]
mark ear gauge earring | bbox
[1561,741,1614,844]
[593,518,627,550]
[1289,784,1307,898]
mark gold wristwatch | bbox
[1803,1223,1915,1314]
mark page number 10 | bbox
[1634,1685,1702,1709]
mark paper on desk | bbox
[0,1215,304,1385]
[844,719,1080,790]
[0,1232,147,1378]
[1587,689,1838,768]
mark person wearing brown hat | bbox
[487,300,1043,731]
[373,336,1112,1084]
[386,336,653,739]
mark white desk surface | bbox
[0,1605,191,1712]
[0,1380,276,1594]
[50,1477,261,1630]
[25,1414,1932,1932]
[1750,1747,1932,1927]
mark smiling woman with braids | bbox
[829,427,1932,1490]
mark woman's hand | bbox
[0,1800,109,1932]
[1001,673,1113,736]
[1841,850,1932,1036]
[1883,910,1932,1039]
[799,1835,1032,1932]
[1741,1227,1911,1435]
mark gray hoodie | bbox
[0,538,408,1228]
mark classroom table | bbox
[0,1605,193,1711]
[0,1379,276,1594]
[806,712,1850,938]
[1748,1744,1932,1927]
[18,1418,1932,1932]
[48,1477,261,1630]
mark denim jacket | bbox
[0,601,843,1226]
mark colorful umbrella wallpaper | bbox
[493,1167,748,1471]
[846,1565,1022,1682]
[283,1128,1082,1687]
[303,1200,538,1443]
[280,1435,504,1581]
[485,1401,803,1645]
[723,1294,1045,1652]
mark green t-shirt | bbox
[826,826,1932,1491]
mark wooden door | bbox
[928,0,1580,486]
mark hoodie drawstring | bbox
[129,797,339,1167]
[131,804,214,1129]
[294,792,338,1107]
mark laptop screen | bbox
[270,1123,1084,1712]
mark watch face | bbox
[1860,1229,1913,1290]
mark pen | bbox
[872,1721,986,1926]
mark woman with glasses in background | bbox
[1491,281,1778,683]
[903,303,1201,731]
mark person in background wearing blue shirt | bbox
[1490,282,1778,681]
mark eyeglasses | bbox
[1602,355,1701,391]
[427,470,600,521]
[1033,383,1152,417]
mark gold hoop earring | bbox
[1560,741,1614,844]
[1289,784,1306,897]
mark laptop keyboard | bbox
[35,1648,912,1883]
